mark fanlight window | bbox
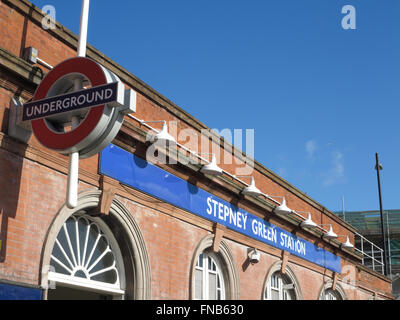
[48,214,125,295]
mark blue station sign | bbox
[100,144,341,274]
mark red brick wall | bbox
[0,2,76,68]
[0,146,95,284]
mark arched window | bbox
[190,235,240,300]
[47,213,125,299]
[318,281,346,300]
[264,271,296,300]
[321,288,343,300]
[194,250,225,300]
[262,261,302,300]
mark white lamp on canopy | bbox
[200,154,223,176]
[300,213,318,229]
[241,177,264,197]
[274,198,293,215]
[141,120,176,145]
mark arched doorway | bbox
[40,191,151,300]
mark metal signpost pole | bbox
[375,152,389,276]
[67,0,90,208]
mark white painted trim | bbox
[48,272,124,295]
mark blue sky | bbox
[31,0,400,212]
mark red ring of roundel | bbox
[31,57,107,151]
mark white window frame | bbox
[194,251,225,300]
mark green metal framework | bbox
[335,210,400,276]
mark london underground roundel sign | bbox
[23,57,135,158]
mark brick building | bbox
[0,0,393,300]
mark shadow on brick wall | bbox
[0,106,9,134]
[0,142,26,263]
[0,94,28,263]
